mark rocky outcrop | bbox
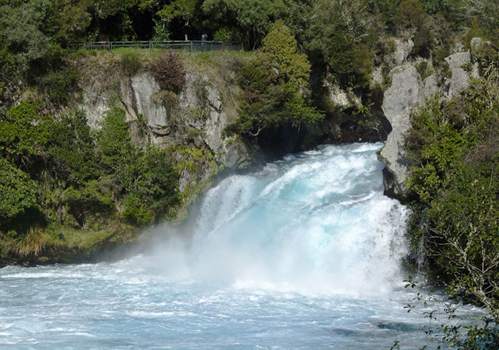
[326,82,362,110]
[378,39,478,199]
[393,38,414,66]
[445,52,471,98]
[121,72,169,137]
[379,64,423,197]
[78,54,251,206]
[319,74,391,144]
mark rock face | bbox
[445,52,471,98]
[393,38,414,65]
[326,82,362,109]
[320,74,391,144]
[78,55,250,204]
[379,41,477,199]
[123,73,169,136]
[379,64,423,197]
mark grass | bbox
[0,222,138,265]
[15,227,50,257]
[72,47,255,63]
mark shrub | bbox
[305,0,374,90]
[415,60,432,80]
[15,227,49,257]
[123,194,154,226]
[412,23,433,58]
[36,66,79,106]
[0,101,53,169]
[213,27,233,42]
[150,52,186,94]
[0,158,39,222]
[152,90,179,111]
[64,181,114,227]
[47,111,98,185]
[397,0,427,29]
[95,108,179,223]
[236,21,322,139]
[120,51,142,77]
[405,66,499,317]
[96,107,136,175]
[121,147,180,220]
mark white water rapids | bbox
[0,143,480,349]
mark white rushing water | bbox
[0,143,479,349]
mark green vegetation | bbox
[2,0,497,108]
[305,0,375,91]
[202,0,287,49]
[120,51,143,77]
[0,103,179,263]
[0,159,38,222]
[0,2,498,338]
[405,64,498,320]
[232,21,322,144]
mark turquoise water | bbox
[0,144,478,349]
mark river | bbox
[0,143,479,349]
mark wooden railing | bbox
[75,40,242,51]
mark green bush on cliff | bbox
[406,67,499,317]
[123,194,154,226]
[235,21,322,139]
[97,107,137,175]
[0,102,53,171]
[0,103,181,254]
[121,147,180,221]
[36,65,79,106]
[0,158,39,223]
[97,108,180,224]
[47,111,99,185]
[120,51,142,77]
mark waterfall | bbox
[2,143,481,350]
[156,143,409,295]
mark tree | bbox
[0,0,51,87]
[0,158,39,222]
[156,0,198,41]
[236,21,322,139]
[47,111,98,185]
[406,64,499,319]
[122,147,180,223]
[96,107,136,176]
[466,0,499,44]
[0,102,53,170]
[202,0,286,48]
[306,0,375,90]
[52,0,92,44]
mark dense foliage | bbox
[233,21,322,145]
[406,65,499,319]
[0,103,179,257]
[1,0,497,107]
[0,1,497,331]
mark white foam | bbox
[144,143,408,296]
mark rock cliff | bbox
[77,52,251,207]
[377,38,477,199]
